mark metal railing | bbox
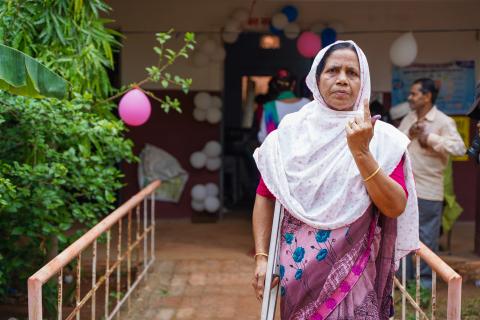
[28,180,160,320]
[392,242,462,320]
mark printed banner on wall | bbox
[392,61,476,115]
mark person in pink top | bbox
[251,41,419,319]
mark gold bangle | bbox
[254,252,269,259]
[363,166,381,182]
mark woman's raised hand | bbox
[345,99,380,157]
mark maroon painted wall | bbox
[120,90,220,219]
[453,121,480,221]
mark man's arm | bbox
[425,118,466,156]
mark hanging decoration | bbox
[281,5,298,22]
[271,12,289,30]
[321,27,337,47]
[193,37,226,68]
[191,184,208,201]
[118,88,151,126]
[269,24,284,36]
[284,23,300,39]
[189,151,207,169]
[192,92,222,124]
[190,183,221,213]
[268,5,300,39]
[390,32,418,67]
[189,140,222,171]
[297,31,321,58]
[222,7,250,44]
[329,21,345,33]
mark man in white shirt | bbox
[398,78,466,288]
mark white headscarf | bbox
[253,40,419,261]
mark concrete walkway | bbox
[123,216,274,320]
[122,216,479,320]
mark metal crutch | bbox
[261,201,284,320]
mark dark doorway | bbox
[222,33,311,211]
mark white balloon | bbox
[193,108,206,122]
[310,22,326,33]
[206,157,222,171]
[206,108,222,124]
[200,39,217,55]
[389,101,411,120]
[191,199,205,212]
[271,13,289,30]
[205,183,219,197]
[225,19,241,33]
[194,92,212,110]
[329,21,345,33]
[222,31,239,44]
[191,184,207,201]
[204,196,220,213]
[190,151,207,169]
[211,46,226,62]
[232,8,250,25]
[390,32,418,67]
[203,140,222,158]
[284,23,300,39]
[193,52,209,67]
[211,96,222,109]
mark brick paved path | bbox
[123,217,280,320]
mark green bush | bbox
[0,0,194,304]
[0,92,136,293]
[0,0,134,300]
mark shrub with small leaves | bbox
[0,0,195,307]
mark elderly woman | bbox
[251,41,419,319]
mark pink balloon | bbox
[296,32,321,58]
[118,89,151,126]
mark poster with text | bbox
[392,61,475,115]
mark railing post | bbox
[143,197,148,280]
[151,192,155,262]
[402,256,406,320]
[415,253,420,320]
[27,181,161,320]
[432,271,437,320]
[447,275,462,320]
[28,277,43,320]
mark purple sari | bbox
[279,206,396,320]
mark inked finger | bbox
[371,114,381,126]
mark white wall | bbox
[105,0,480,92]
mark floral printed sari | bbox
[279,207,396,320]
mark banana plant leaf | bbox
[0,44,68,99]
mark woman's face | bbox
[318,49,361,111]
